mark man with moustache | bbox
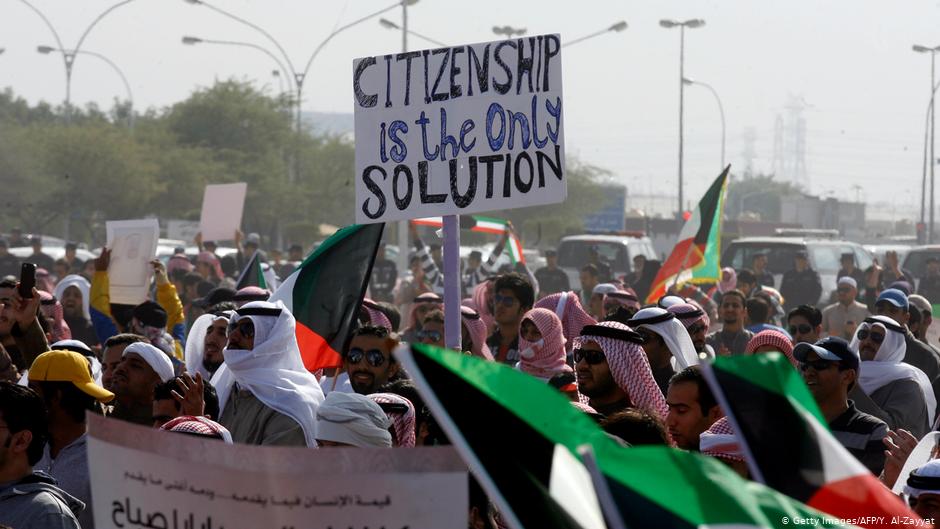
[343,325,402,395]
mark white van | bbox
[556,234,657,290]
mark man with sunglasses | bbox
[850,316,934,439]
[821,277,869,340]
[794,337,887,475]
[786,304,822,346]
[874,289,940,407]
[575,322,668,419]
[214,301,324,447]
[487,273,535,364]
[416,310,446,348]
[343,325,401,395]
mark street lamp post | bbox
[18,0,137,123]
[919,79,940,244]
[914,44,940,243]
[378,18,448,47]
[563,21,628,48]
[184,0,416,184]
[37,45,134,128]
[492,26,527,39]
[660,18,705,217]
[683,77,725,170]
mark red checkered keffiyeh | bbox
[745,329,797,367]
[575,321,668,420]
[535,291,597,353]
[362,299,393,332]
[518,308,571,379]
[39,290,71,342]
[461,306,494,360]
[368,393,416,447]
[160,415,233,444]
[699,417,742,462]
[667,302,710,331]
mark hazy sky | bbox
[2,0,939,219]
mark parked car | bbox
[902,245,940,280]
[721,236,874,305]
[556,233,657,290]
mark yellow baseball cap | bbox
[29,350,115,403]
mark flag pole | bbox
[443,215,462,351]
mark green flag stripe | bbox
[410,343,613,453]
[411,345,593,529]
[713,352,826,426]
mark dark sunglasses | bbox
[687,323,707,335]
[227,320,254,338]
[789,324,813,335]
[573,348,606,365]
[346,348,387,367]
[799,360,837,372]
[493,294,518,307]
[857,329,885,344]
[416,329,442,342]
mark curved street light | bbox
[660,18,706,217]
[37,45,134,127]
[683,77,725,170]
[18,0,137,122]
[181,36,291,89]
[378,18,447,47]
[563,20,628,48]
[914,43,940,242]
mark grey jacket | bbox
[0,472,83,529]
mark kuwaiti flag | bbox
[269,224,384,371]
[703,353,919,529]
[645,166,729,303]
[413,215,526,264]
[398,342,838,529]
[235,250,267,290]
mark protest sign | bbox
[353,35,566,224]
[87,414,468,529]
[105,219,159,305]
[199,183,247,241]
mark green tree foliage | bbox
[0,81,610,250]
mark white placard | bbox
[87,415,468,529]
[165,220,201,243]
[353,35,565,224]
[105,219,159,305]
[199,183,247,242]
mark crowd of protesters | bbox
[4,225,940,528]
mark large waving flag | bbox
[645,167,729,303]
[398,342,837,529]
[413,215,526,264]
[703,353,919,528]
[269,224,384,371]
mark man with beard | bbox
[110,342,175,425]
[100,334,146,392]
[575,322,667,419]
[343,325,401,395]
[183,308,232,380]
[850,316,934,438]
[53,275,98,348]
[706,290,753,356]
[873,288,940,406]
[213,301,324,446]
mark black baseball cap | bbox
[794,337,859,371]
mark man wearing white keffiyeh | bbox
[849,315,935,438]
[627,307,700,395]
[213,300,325,447]
[574,321,668,420]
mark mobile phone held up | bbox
[18,263,36,299]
